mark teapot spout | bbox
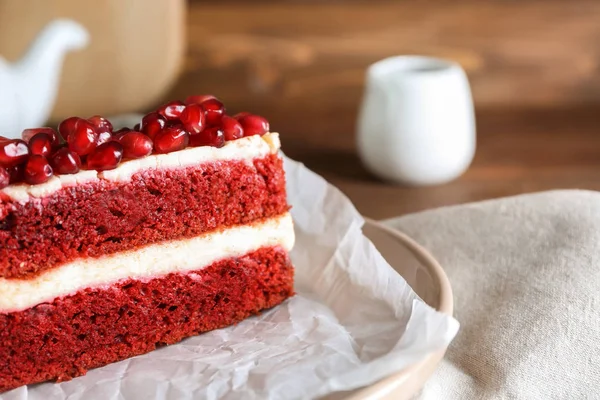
[3,19,90,138]
[17,19,89,71]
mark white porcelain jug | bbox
[357,56,476,186]
[0,19,89,138]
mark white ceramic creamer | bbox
[357,56,476,186]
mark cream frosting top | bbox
[1,132,280,203]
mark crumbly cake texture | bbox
[0,123,295,391]
[0,153,287,279]
[0,246,294,392]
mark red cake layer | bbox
[0,154,287,279]
[0,246,294,393]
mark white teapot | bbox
[0,19,89,139]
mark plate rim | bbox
[344,217,454,400]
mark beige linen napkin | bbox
[385,190,600,400]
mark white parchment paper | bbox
[3,156,459,400]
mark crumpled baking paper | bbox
[3,156,459,400]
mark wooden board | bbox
[173,1,600,108]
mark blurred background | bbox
[2,0,599,218]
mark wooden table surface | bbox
[164,1,600,219]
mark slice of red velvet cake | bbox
[0,96,295,392]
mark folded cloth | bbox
[385,190,600,400]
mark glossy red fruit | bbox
[87,142,124,171]
[24,155,53,184]
[238,114,270,136]
[141,112,166,140]
[180,103,206,134]
[49,147,82,175]
[154,126,189,154]
[158,100,186,121]
[8,164,24,183]
[0,168,9,189]
[87,115,113,134]
[220,115,244,140]
[96,131,113,146]
[58,117,83,140]
[0,140,29,168]
[201,98,225,126]
[28,133,53,157]
[118,131,153,159]
[22,127,59,144]
[112,127,132,139]
[190,127,225,148]
[133,123,141,131]
[67,119,98,156]
[0,136,9,143]
[185,94,215,105]
[233,112,251,120]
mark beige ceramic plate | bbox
[324,218,454,400]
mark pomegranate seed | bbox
[58,117,83,140]
[185,94,215,105]
[118,131,153,159]
[49,147,82,175]
[238,114,270,136]
[96,131,112,146]
[8,164,24,183]
[220,115,244,140]
[0,168,9,189]
[190,127,225,148]
[158,100,186,121]
[67,119,98,156]
[87,142,124,171]
[141,112,166,140]
[233,112,251,120]
[180,103,206,134]
[28,133,53,157]
[22,127,59,145]
[0,140,29,168]
[201,98,225,126]
[87,115,113,134]
[154,126,189,154]
[112,127,132,138]
[24,155,53,184]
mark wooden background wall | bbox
[163,1,600,163]
[173,1,600,110]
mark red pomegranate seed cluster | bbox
[0,96,270,189]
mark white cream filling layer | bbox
[1,132,281,203]
[0,213,294,313]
